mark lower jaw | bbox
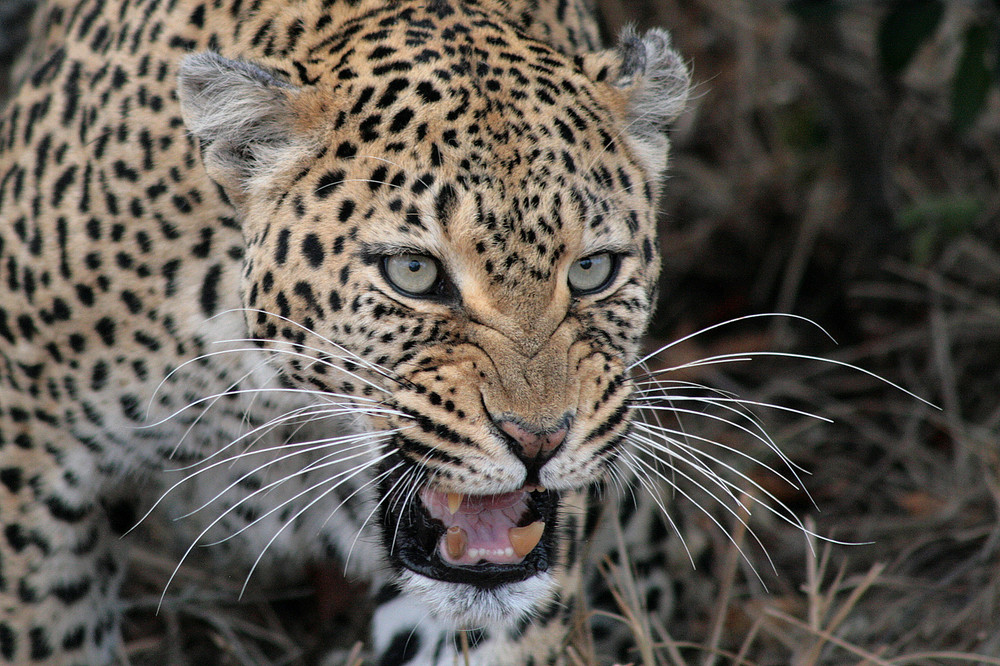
[395,568,559,629]
[392,539,555,588]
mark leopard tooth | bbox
[508,521,545,558]
[447,492,463,515]
[445,525,468,560]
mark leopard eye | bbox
[568,252,616,294]
[383,253,440,296]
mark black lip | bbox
[379,479,561,589]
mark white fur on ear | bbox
[177,51,305,196]
[612,27,690,176]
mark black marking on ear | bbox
[615,31,648,83]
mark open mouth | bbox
[381,483,560,588]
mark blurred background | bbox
[596,0,1000,663]
[2,0,999,663]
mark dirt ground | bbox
[3,1,999,664]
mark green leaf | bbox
[899,195,981,263]
[877,0,944,74]
[952,24,993,130]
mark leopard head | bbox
[178,4,688,628]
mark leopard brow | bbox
[579,244,635,258]
[360,242,440,262]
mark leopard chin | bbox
[396,570,558,629]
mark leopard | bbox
[0,0,691,663]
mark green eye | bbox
[383,253,440,296]
[568,252,616,294]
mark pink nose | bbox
[498,420,568,460]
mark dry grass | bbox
[589,1,1000,665]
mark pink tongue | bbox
[420,489,530,565]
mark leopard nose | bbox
[496,417,570,475]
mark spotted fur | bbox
[0,0,689,663]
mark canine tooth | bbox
[508,521,545,558]
[447,492,463,515]
[445,526,468,560]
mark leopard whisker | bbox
[390,460,430,556]
[192,444,392,550]
[600,463,630,505]
[630,403,788,463]
[317,153,446,208]
[631,386,777,459]
[344,464,420,571]
[632,386,834,426]
[215,343,393,394]
[191,439,392,529]
[612,456,695,567]
[626,435,857,559]
[631,367,688,492]
[621,446,769,583]
[238,451,400,596]
[628,313,836,372]
[223,401,401,452]
[192,401,402,473]
[630,420,799,490]
[628,428,815,538]
[218,336,402,388]
[628,427,748,511]
[313,177,404,196]
[638,350,938,409]
[630,390,827,476]
[127,408,355,529]
[161,398,403,470]
[158,446,394,609]
[144,375,387,430]
[183,427,400,510]
[131,429,397,534]
[630,392,812,475]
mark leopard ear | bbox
[581,27,690,177]
[177,51,308,202]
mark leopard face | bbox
[178,3,688,629]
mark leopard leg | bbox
[0,415,126,666]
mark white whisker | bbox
[613,457,694,567]
[157,445,392,610]
[631,420,798,489]
[628,428,814,539]
[178,431,400,520]
[630,393,814,483]
[632,389,834,427]
[621,447,768,583]
[198,447,392,545]
[238,451,399,596]
[128,416,368,533]
[629,313,836,372]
